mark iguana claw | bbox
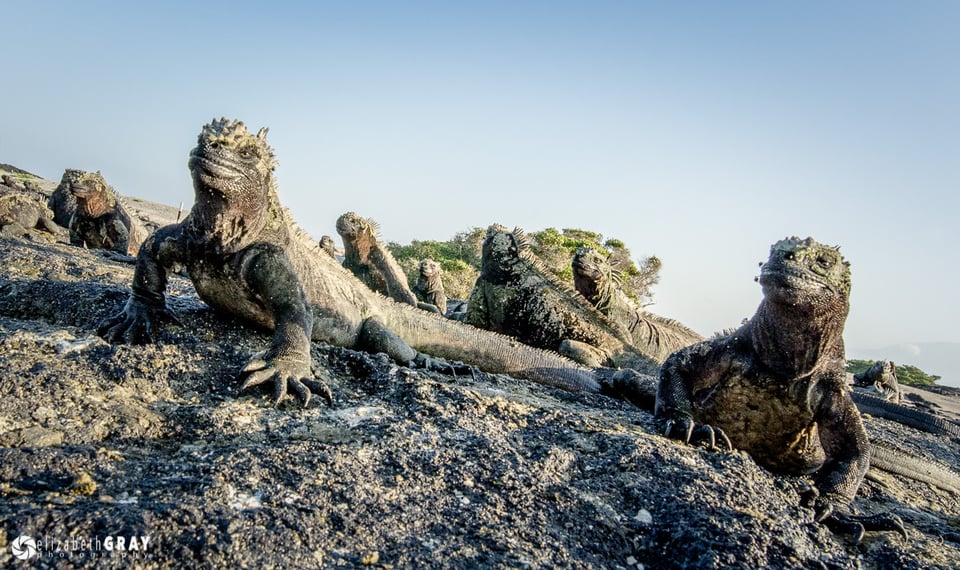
[98,296,180,345]
[663,417,732,451]
[412,353,477,379]
[238,352,333,407]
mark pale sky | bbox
[4,2,958,365]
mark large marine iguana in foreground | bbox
[99,118,601,405]
[572,246,703,362]
[655,237,906,540]
[462,225,659,373]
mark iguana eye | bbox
[237,146,258,160]
[816,255,834,268]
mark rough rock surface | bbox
[1,238,959,568]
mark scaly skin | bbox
[656,236,903,540]
[463,225,659,373]
[99,118,600,406]
[572,247,703,363]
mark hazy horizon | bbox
[4,2,958,360]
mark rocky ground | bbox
[1,172,960,568]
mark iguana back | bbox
[572,247,702,362]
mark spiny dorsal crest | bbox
[199,117,277,171]
[485,224,530,255]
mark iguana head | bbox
[758,236,851,308]
[418,258,442,278]
[67,170,114,217]
[186,118,278,251]
[481,224,528,267]
[189,118,276,198]
[335,212,379,242]
[572,247,622,311]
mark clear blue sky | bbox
[4,2,958,366]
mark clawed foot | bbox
[98,297,182,344]
[814,499,907,543]
[412,353,477,379]
[238,351,333,407]
[663,416,733,451]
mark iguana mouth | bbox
[188,148,243,182]
[758,263,822,293]
[70,186,94,197]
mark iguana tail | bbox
[852,392,960,438]
[869,444,960,495]
[384,304,602,394]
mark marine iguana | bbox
[0,191,65,241]
[99,118,601,405]
[462,225,659,373]
[413,258,449,316]
[655,236,905,540]
[572,246,703,362]
[853,360,901,403]
[336,211,440,314]
[319,235,337,259]
[63,170,149,256]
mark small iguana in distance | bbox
[336,211,440,314]
[0,191,66,241]
[852,360,901,403]
[462,225,659,373]
[572,246,703,363]
[654,236,906,540]
[319,235,337,259]
[60,170,149,256]
[99,118,603,405]
[412,258,450,316]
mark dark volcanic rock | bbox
[0,236,959,569]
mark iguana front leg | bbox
[98,225,184,344]
[655,348,733,450]
[236,245,332,406]
[811,384,906,541]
